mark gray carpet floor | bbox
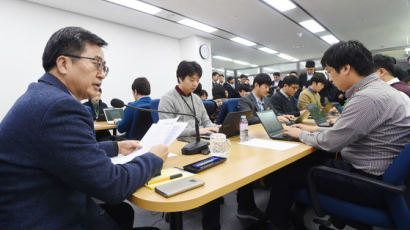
[130,186,389,230]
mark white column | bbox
[179,36,213,94]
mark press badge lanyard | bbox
[180,94,196,118]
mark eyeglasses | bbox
[63,54,109,76]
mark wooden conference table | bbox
[129,124,316,229]
[94,121,117,135]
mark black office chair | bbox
[295,143,410,230]
[203,100,216,120]
[130,103,153,140]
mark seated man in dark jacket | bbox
[0,26,169,230]
[270,75,304,117]
[237,73,294,125]
[83,88,108,120]
[115,77,152,140]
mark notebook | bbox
[256,110,299,142]
[294,110,310,124]
[103,108,124,125]
[305,103,331,127]
[145,167,194,190]
[200,110,253,139]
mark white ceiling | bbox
[27,0,410,70]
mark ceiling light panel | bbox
[258,47,278,54]
[277,53,294,61]
[105,0,162,15]
[261,0,296,12]
[321,35,340,45]
[299,19,325,33]
[213,56,233,61]
[233,60,250,65]
[178,18,218,33]
[230,37,256,46]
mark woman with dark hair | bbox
[200,89,208,101]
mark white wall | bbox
[180,36,213,93]
[0,0,212,119]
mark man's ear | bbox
[341,64,351,76]
[55,56,71,75]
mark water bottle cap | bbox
[241,115,246,118]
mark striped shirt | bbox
[299,73,410,175]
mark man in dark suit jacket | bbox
[0,27,168,230]
[237,73,294,125]
[223,76,239,98]
[83,88,108,120]
[270,75,303,116]
[269,72,283,96]
[296,60,316,98]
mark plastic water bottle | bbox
[239,115,248,142]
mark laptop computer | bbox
[96,109,107,121]
[294,110,310,124]
[103,108,124,125]
[256,110,299,142]
[332,102,343,113]
[200,110,253,139]
[322,102,335,116]
[305,103,331,127]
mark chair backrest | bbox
[130,103,153,140]
[150,99,160,123]
[216,98,240,125]
[203,100,216,119]
[383,143,410,229]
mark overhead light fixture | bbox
[105,0,162,15]
[178,18,218,33]
[261,0,296,12]
[250,64,259,67]
[321,34,340,45]
[231,37,256,46]
[258,47,278,54]
[299,19,325,33]
[233,60,250,65]
[277,53,294,61]
[213,56,233,62]
[404,47,410,52]
[212,68,225,72]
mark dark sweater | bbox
[270,91,300,117]
[391,81,410,97]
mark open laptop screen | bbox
[256,110,283,134]
[306,103,327,123]
[103,108,124,122]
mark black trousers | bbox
[237,183,257,211]
[100,202,134,230]
[266,151,385,229]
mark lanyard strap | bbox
[180,94,196,117]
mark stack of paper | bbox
[239,138,299,151]
[111,117,187,164]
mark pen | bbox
[147,173,183,185]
